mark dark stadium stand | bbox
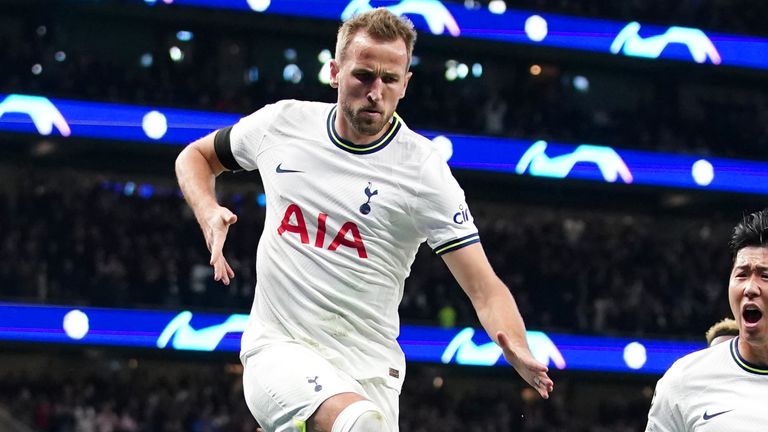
[2,0,766,430]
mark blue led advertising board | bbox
[0,302,703,374]
[140,0,768,71]
[2,93,768,196]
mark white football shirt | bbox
[216,100,479,391]
[645,337,768,431]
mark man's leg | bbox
[309,393,391,432]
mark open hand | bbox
[497,331,554,399]
[203,206,238,285]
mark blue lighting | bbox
[138,184,155,199]
[3,93,768,196]
[128,0,768,71]
[0,302,705,374]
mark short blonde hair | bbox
[705,317,739,346]
[335,8,417,69]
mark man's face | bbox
[330,31,411,141]
[729,246,768,344]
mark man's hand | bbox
[497,331,554,399]
[203,206,238,285]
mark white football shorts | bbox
[242,341,399,431]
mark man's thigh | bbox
[242,342,365,432]
[359,380,399,430]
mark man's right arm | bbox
[645,373,684,432]
[175,130,238,285]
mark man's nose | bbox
[744,277,762,298]
[367,78,383,103]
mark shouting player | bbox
[646,209,768,431]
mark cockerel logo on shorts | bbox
[307,376,323,392]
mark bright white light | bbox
[284,48,297,62]
[318,49,332,63]
[31,64,42,75]
[692,159,714,186]
[63,310,89,340]
[169,46,184,62]
[54,51,66,62]
[432,135,454,161]
[525,15,548,42]
[623,342,647,370]
[176,31,193,42]
[318,61,331,84]
[472,63,483,77]
[488,0,506,14]
[140,53,153,67]
[142,110,168,140]
[445,67,458,81]
[573,75,589,92]
[456,63,469,79]
[246,0,270,12]
[283,64,303,84]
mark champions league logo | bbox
[341,0,461,37]
[156,311,248,351]
[0,94,72,137]
[610,22,722,65]
[516,140,634,184]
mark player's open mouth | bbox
[743,305,763,324]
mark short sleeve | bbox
[214,102,282,171]
[645,372,685,432]
[413,152,480,256]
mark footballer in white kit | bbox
[645,337,768,431]
[176,8,552,431]
[215,100,479,427]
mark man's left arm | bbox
[442,243,553,399]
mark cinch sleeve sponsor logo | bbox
[452,204,472,224]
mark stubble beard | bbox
[340,101,389,138]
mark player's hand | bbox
[497,331,553,399]
[203,206,238,285]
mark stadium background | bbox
[1,0,766,430]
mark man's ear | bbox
[329,60,340,89]
[400,70,413,99]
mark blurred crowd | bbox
[0,169,734,338]
[1,5,767,160]
[0,355,651,432]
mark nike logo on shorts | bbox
[276,163,303,173]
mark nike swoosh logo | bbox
[702,409,733,420]
[275,163,304,174]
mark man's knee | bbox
[331,400,391,432]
